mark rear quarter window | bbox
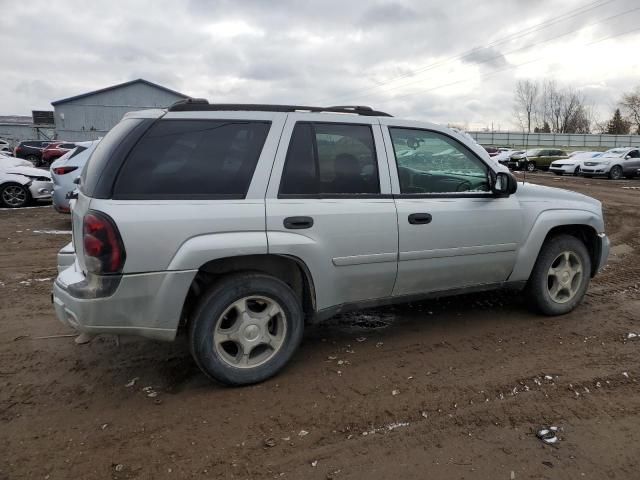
[113,120,271,199]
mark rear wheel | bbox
[609,165,623,180]
[25,154,39,167]
[525,235,591,315]
[189,273,304,386]
[0,182,31,208]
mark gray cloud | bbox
[0,0,639,130]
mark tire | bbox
[526,161,536,172]
[574,166,581,176]
[0,182,31,208]
[189,273,304,386]
[525,234,591,316]
[609,165,623,180]
[25,155,39,167]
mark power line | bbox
[376,23,640,105]
[356,4,640,103]
[315,0,618,105]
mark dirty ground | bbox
[1,174,639,479]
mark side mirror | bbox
[625,155,631,160]
[493,172,517,196]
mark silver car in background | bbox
[50,140,99,213]
[581,147,640,179]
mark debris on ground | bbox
[263,437,276,448]
[536,426,560,445]
[142,386,158,398]
[125,377,139,388]
[298,430,309,437]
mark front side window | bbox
[114,120,270,198]
[627,149,640,159]
[279,122,380,195]
[389,128,490,194]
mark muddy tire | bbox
[189,273,304,386]
[525,234,591,316]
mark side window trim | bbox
[383,126,495,198]
[277,121,384,199]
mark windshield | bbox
[602,148,627,158]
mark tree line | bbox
[513,80,640,135]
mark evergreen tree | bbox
[606,109,630,134]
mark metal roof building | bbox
[51,79,189,141]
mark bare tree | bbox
[620,85,640,134]
[534,80,591,133]
[513,80,539,133]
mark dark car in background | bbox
[14,140,52,166]
[510,149,568,171]
[483,146,500,157]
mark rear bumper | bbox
[52,262,197,341]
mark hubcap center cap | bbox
[243,324,260,341]
[561,271,570,283]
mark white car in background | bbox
[0,152,33,167]
[0,139,11,152]
[0,161,53,208]
[50,140,99,213]
[549,151,602,176]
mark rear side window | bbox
[69,146,87,158]
[113,120,270,199]
[279,122,379,196]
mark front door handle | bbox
[408,213,432,225]
[284,216,314,229]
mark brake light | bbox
[53,166,78,175]
[83,211,126,274]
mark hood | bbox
[1,165,52,179]
[516,182,601,212]
[0,157,34,168]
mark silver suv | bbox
[52,101,610,386]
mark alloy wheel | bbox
[213,296,287,368]
[547,251,583,304]
[2,185,28,207]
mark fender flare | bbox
[508,209,603,282]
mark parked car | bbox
[549,152,602,176]
[580,147,640,179]
[51,140,99,213]
[483,146,500,157]
[0,162,53,208]
[0,152,34,168]
[495,149,524,168]
[52,101,609,386]
[0,139,11,152]
[41,142,77,166]
[510,149,568,171]
[13,140,52,166]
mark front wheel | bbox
[574,166,581,176]
[525,235,591,315]
[189,273,304,386]
[609,165,623,180]
[526,161,536,172]
[0,182,31,208]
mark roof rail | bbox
[167,100,392,117]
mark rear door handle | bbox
[408,213,432,225]
[283,216,314,229]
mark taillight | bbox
[53,166,78,175]
[82,211,126,274]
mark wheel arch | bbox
[509,210,604,282]
[179,254,317,333]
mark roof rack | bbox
[167,99,392,117]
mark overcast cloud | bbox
[0,0,639,129]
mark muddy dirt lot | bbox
[1,174,639,480]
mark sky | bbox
[1,0,639,130]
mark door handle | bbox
[283,216,314,229]
[408,213,432,225]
